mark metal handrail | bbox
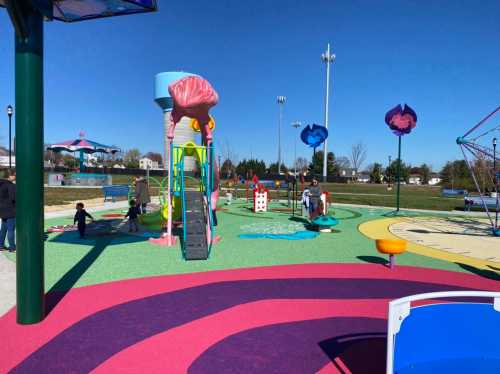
[178,151,187,259]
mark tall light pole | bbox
[7,105,13,169]
[277,96,286,174]
[292,121,301,176]
[321,43,335,182]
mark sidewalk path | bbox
[0,251,16,317]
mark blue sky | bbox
[1,0,500,171]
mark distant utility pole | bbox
[277,96,286,174]
[292,121,301,176]
[321,43,335,182]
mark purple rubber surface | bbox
[12,278,474,373]
[189,317,386,373]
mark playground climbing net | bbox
[457,106,500,236]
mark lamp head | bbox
[6,105,13,116]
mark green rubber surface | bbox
[2,200,495,291]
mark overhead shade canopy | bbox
[47,137,120,154]
[0,0,157,22]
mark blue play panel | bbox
[394,303,500,373]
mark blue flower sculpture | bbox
[300,124,329,148]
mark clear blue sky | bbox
[1,0,499,171]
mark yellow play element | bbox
[161,196,182,221]
[173,141,207,168]
[359,217,499,271]
[189,116,215,132]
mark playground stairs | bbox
[183,190,209,260]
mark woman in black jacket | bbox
[0,170,16,252]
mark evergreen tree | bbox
[308,151,338,177]
[369,163,383,183]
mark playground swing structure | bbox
[456,106,500,236]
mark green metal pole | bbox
[396,135,402,212]
[15,7,45,324]
[80,150,84,172]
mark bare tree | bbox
[295,157,309,173]
[219,139,239,167]
[335,156,351,169]
[350,142,367,172]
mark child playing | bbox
[302,187,310,215]
[126,199,141,232]
[74,202,94,238]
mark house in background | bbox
[357,172,370,183]
[428,173,442,186]
[339,168,357,182]
[0,156,15,167]
[139,157,159,170]
[0,147,14,167]
[408,174,422,185]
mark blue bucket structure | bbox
[387,291,500,373]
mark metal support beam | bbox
[12,1,45,324]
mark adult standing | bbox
[134,176,151,214]
[286,171,296,207]
[308,178,322,219]
[0,170,16,252]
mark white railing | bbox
[386,291,500,374]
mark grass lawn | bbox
[45,188,105,205]
[224,183,465,211]
[44,173,466,211]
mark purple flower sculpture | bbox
[300,124,329,148]
[385,104,417,136]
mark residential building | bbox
[357,173,370,183]
[408,174,422,185]
[139,157,160,170]
[0,156,15,167]
[428,173,442,186]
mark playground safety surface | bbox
[1,201,498,373]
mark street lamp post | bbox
[388,155,392,183]
[7,105,13,169]
[321,43,335,182]
[291,121,301,176]
[277,96,286,174]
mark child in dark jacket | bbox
[126,199,141,232]
[74,202,94,238]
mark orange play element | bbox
[376,239,407,254]
[189,116,215,132]
[375,239,407,269]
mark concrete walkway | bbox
[45,200,130,219]
[0,251,16,317]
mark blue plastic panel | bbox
[394,303,500,373]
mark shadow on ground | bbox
[357,255,389,267]
[45,219,151,315]
[319,332,386,373]
[456,263,500,281]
